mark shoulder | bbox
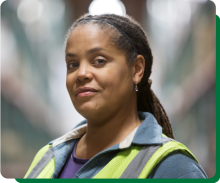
[148,150,208,178]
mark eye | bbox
[67,62,79,69]
[94,59,106,66]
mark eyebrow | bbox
[87,47,105,54]
[66,47,105,58]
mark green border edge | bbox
[15,10,219,183]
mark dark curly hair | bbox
[65,14,174,139]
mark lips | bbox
[75,87,98,97]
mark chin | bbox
[75,102,100,118]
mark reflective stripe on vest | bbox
[24,145,55,178]
[93,136,198,178]
[120,136,172,178]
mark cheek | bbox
[66,73,76,96]
[98,65,132,97]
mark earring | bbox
[135,81,138,92]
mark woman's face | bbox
[65,24,135,121]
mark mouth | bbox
[75,87,98,98]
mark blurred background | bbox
[1,0,216,178]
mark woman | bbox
[24,14,207,179]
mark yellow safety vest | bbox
[24,135,198,179]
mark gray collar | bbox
[51,112,163,148]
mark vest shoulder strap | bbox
[94,136,198,179]
[24,144,55,178]
[138,136,198,178]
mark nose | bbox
[76,63,93,83]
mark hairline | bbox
[64,20,135,65]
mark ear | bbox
[132,55,145,84]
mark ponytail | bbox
[137,80,175,139]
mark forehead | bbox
[66,24,114,53]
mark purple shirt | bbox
[59,140,89,178]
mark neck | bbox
[75,104,141,159]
